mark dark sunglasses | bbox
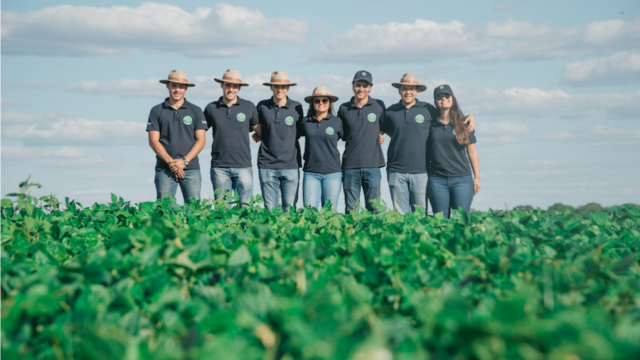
[313,98,329,104]
[436,93,451,100]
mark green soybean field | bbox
[2,181,640,360]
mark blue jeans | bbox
[427,174,474,219]
[155,169,201,203]
[259,168,299,212]
[343,168,381,214]
[210,167,253,207]
[303,172,342,211]
[387,172,428,215]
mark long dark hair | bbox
[437,95,469,146]
[307,100,335,118]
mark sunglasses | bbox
[436,93,451,100]
[313,98,330,104]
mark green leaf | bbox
[1,198,13,208]
[227,245,251,266]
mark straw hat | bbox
[263,71,297,86]
[391,73,427,92]
[304,86,339,104]
[214,69,249,86]
[159,70,195,87]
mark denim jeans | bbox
[387,172,428,215]
[343,168,382,214]
[259,168,299,212]
[427,174,474,219]
[155,169,201,203]
[303,172,342,211]
[210,167,253,207]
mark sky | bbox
[2,0,639,212]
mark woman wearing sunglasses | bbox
[427,84,481,218]
[298,86,343,210]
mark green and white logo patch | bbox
[361,72,367,76]
[182,116,193,125]
[452,129,456,135]
[367,113,376,122]
[285,116,294,126]
[439,85,445,89]
[325,127,335,135]
[236,113,246,122]
[415,115,424,123]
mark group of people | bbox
[146,69,480,218]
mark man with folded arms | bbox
[253,71,304,212]
[381,73,476,214]
[147,70,207,203]
[203,69,259,207]
[338,70,386,214]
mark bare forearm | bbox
[467,145,480,179]
[149,140,173,164]
[184,138,206,163]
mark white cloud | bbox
[316,16,640,64]
[2,3,307,57]
[1,98,26,106]
[2,116,146,146]
[1,111,65,123]
[2,145,86,159]
[544,125,640,149]
[493,2,519,10]
[563,51,640,86]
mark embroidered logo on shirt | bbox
[183,116,193,125]
[452,129,456,135]
[285,116,294,126]
[236,113,246,122]
[367,113,376,122]
[325,127,335,135]
[415,115,424,123]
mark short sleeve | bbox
[379,108,389,133]
[204,104,214,129]
[296,119,306,138]
[250,104,259,127]
[469,130,477,144]
[194,106,208,130]
[146,106,160,132]
[337,119,345,140]
[295,103,304,121]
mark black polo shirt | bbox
[428,118,477,177]
[381,100,438,173]
[337,96,386,169]
[203,96,259,168]
[146,98,208,171]
[256,97,304,169]
[298,114,343,174]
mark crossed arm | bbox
[148,130,207,179]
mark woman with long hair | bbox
[298,86,343,210]
[427,84,481,218]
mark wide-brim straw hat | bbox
[263,71,297,86]
[214,69,249,86]
[391,73,427,92]
[159,70,195,87]
[304,86,339,103]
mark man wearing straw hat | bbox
[203,69,259,207]
[338,70,386,214]
[253,71,304,212]
[147,70,207,203]
[381,73,476,215]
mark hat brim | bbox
[160,79,195,87]
[215,78,249,86]
[304,94,339,103]
[392,83,426,92]
[263,82,297,87]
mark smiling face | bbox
[435,93,453,110]
[221,82,241,102]
[313,97,330,114]
[352,80,372,101]
[270,84,289,102]
[166,82,187,102]
[399,85,418,106]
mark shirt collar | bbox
[216,96,243,107]
[162,98,190,109]
[308,113,333,122]
[348,96,375,109]
[267,96,291,109]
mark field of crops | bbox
[2,182,640,360]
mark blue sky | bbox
[2,0,639,211]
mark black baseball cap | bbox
[352,70,373,85]
[433,84,453,98]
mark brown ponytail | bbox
[449,95,469,146]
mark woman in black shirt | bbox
[427,85,481,218]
